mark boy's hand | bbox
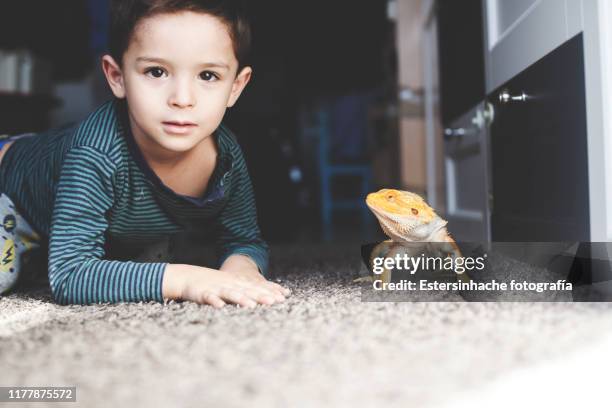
[162,263,291,308]
[220,254,291,297]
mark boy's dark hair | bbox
[109,0,251,72]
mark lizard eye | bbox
[411,208,418,215]
[387,194,394,200]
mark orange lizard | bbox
[355,189,470,284]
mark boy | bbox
[0,0,290,308]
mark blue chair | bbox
[302,103,373,240]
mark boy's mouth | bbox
[162,121,198,135]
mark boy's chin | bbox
[155,137,206,153]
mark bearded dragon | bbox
[355,188,470,284]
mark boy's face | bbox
[102,11,251,157]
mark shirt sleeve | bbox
[48,146,167,305]
[215,147,270,276]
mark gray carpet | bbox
[1,244,612,407]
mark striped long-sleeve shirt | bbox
[0,99,269,305]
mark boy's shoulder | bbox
[68,99,126,158]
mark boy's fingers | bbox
[268,286,288,300]
[269,281,290,292]
[266,282,291,296]
[259,284,287,302]
[240,280,283,296]
[200,292,226,308]
[230,276,290,297]
[244,286,285,304]
[244,289,278,305]
[219,288,257,308]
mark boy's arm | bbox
[48,146,167,305]
[215,148,269,276]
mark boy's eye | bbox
[199,71,219,82]
[145,67,166,78]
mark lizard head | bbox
[366,189,447,241]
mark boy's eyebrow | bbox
[136,56,230,70]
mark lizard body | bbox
[356,189,470,284]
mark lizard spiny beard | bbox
[377,213,416,241]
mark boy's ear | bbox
[101,55,126,99]
[227,66,252,108]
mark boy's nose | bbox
[168,79,196,108]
